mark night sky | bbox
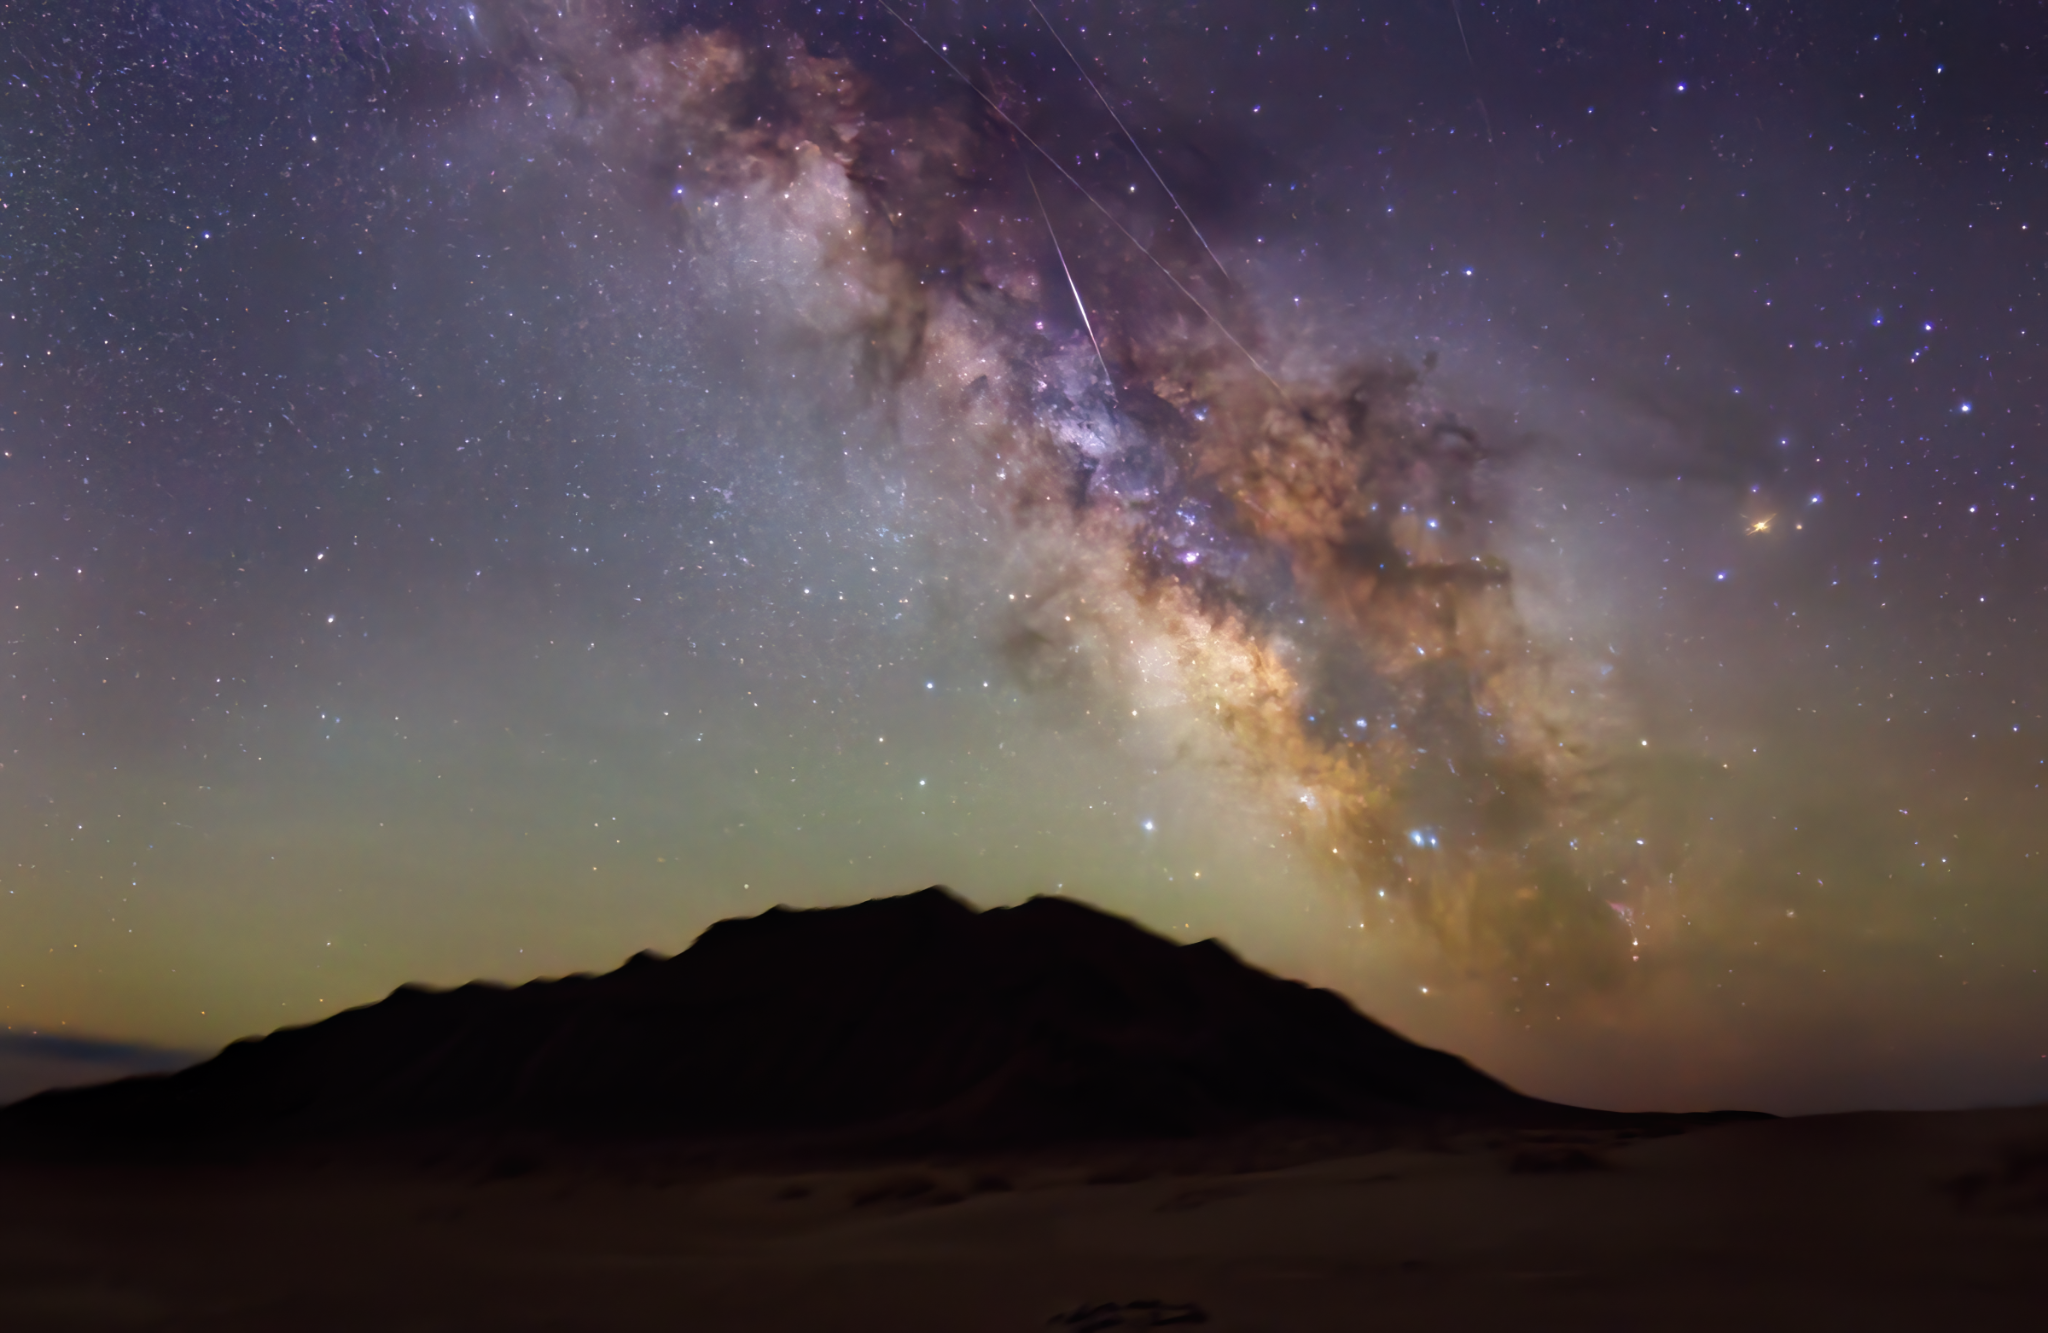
[2,0,2043,1115]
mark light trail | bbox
[1025,0,1232,284]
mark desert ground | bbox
[2,1105,2042,1331]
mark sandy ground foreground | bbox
[1,1106,2043,1332]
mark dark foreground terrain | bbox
[2,890,2039,1329]
[1,1105,2044,1331]
[1,888,1573,1149]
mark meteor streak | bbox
[1026,163,1115,401]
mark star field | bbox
[1,0,2043,1113]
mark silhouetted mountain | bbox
[1,889,1632,1149]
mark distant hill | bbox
[0,888,1698,1150]
[0,1032,197,1107]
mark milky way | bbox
[3,1,2044,1113]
